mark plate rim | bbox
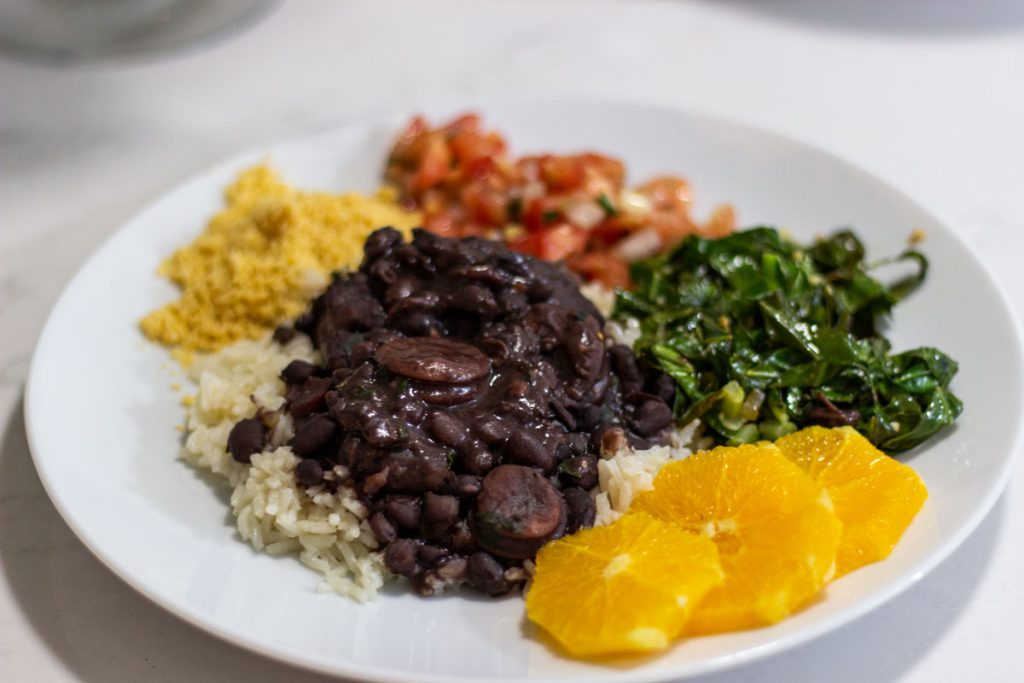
[23,97,1024,682]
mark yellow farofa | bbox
[140,164,420,352]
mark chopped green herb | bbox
[542,209,561,224]
[615,227,962,452]
[507,197,523,222]
[597,193,618,217]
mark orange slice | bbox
[632,443,841,634]
[526,511,723,657]
[776,426,928,577]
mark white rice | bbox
[181,333,386,602]
[592,420,700,526]
[579,281,616,318]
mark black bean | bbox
[566,432,589,456]
[369,512,397,545]
[560,455,598,490]
[411,380,483,406]
[549,399,576,430]
[466,552,510,596]
[324,278,386,331]
[630,434,654,450]
[474,418,510,445]
[287,376,334,418]
[417,544,447,566]
[632,399,673,437]
[369,258,399,289]
[435,555,468,581]
[294,458,325,487]
[334,434,363,469]
[384,495,422,530]
[363,226,402,260]
[564,316,604,382]
[423,492,460,526]
[481,337,510,363]
[291,415,337,456]
[384,538,418,575]
[428,412,470,448]
[280,359,316,385]
[609,345,644,392]
[577,404,603,431]
[227,418,265,464]
[527,280,553,302]
[649,373,676,403]
[384,277,418,309]
[496,289,528,316]
[385,443,449,492]
[448,520,476,554]
[563,487,596,534]
[362,416,407,446]
[391,311,442,336]
[505,431,555,472]
[272,325,297,344]
[459,445,498,476]
[350,340,376,367]
[443,474,482,498]
[449,285,499,318]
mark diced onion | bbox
[619,190,652,216]
[565,200,606,229]
[613,228,662,262]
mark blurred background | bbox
[2,1,1022,681]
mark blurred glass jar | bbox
[0,0,277,64]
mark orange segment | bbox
[632,443,841,634]
[776,426,928,577]
[526,511,723,657]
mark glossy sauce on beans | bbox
[263,228,675,596]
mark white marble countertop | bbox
[2,1,1023,681]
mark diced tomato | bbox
[538,155,586,192]
[463,155,496,182]
[506,230,542,257]
[636,177,691,211]
[389,115,428,165]
[569,251,632,289]
[410,135,452,192]
[451,128,503,169]
[460,183,508,226]
[423,211,460,238]
[442,114,482,137]
[588,222,630,249]
[521,197,544,231]
[535,224,588,262]
[580,153,626,186]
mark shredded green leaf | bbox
[597,193,617,217]
[614,227,962,452]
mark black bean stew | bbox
[231,228,676,596]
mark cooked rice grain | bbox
[182,333,386,601]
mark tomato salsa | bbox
[384,113,735,288]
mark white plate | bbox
[25,101,1024,682]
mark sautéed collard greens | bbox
[615,227,962,452]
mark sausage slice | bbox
[473,464,566,559]
[374,337,490,384]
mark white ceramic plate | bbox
[25,101,1024,682]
